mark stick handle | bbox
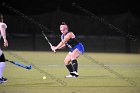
[42,31,56,53]
[48,42,56,53]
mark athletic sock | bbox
[0,62,5,78]
[72,60,78,72]
[65,63,73,73]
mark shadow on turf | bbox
[83,54,137,87]
[5,51,68,86]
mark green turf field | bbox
[0,51,140,93]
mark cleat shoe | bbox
[2,77,7,82]
[0,77,7,84]
[70,72,79,77]
[65,74,76,78]
[65,71,79,78]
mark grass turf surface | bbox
[0,51,140,93]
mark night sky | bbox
[1,0,136,16]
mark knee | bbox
[64,60,70,65]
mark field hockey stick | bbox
[42,31,56,53]
[5,59,32,70]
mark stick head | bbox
[26,65,32,70]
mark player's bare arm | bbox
[57,44,66,49]
[53,32,73,50]
[55,32,73,49]
[0,25,8,47]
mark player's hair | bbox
[61,22,67,25]
[61,22,69,30]
[0,13,3,22]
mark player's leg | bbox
[64,53,73,75]
[70,48,81,77]
[64,53,73,73]
[64,53,77,78]
[71,43,84,73]
[0,53,7,84]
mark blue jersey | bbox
[61,32,84,54]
